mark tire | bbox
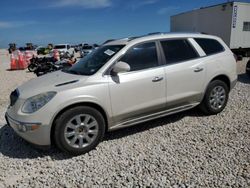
[199,80,229,115]
[247,69,250,76]
[246,51,250,57]
[28,64,37,72]
[54,106,106,155]
[247,71,250,77]
[246,60,250,76]
[237,55,243,61]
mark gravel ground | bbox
[0,49,249,187]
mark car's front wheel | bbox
[199,80,229,115]
[54,106,105,155]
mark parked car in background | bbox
[25,43,36,50]
[93,44,99,48]
[246,60,250,76]
[80,45,94,57]
[36,46,50,55]
[79,43,89,47]
[71,45,81,53]
[53,44,74,57]
[18,47,26,52]
[8,43,16,54]
[48,43,53,50]
[19,43,36,52]
[5,33,237,155]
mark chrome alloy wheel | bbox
[64,114,99,148]
[209,86,226,110]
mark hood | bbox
[18,70,87,98]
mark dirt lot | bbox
[0,49,249,187]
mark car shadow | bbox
[0,124,70,160]
[104,108,204,141]
[0,108,204,160]
[238,73,250,84]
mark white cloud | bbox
[157,6,179,15]
[0,21,36,29]
[51,0,112,8]
[129,0,158,10]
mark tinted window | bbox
[120,42,159,71]
[194,38,224,55]
[160,39,198,64]
[54,45,66,49]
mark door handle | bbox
[152,77,164,82]
[194,67,204,72]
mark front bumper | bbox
[5,113,51,147]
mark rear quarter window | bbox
[194,38,224,55]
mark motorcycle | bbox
[28,57,57,72]
[28,51,76,76]
[34,58,73,77]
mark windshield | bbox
[54,45,66,49]
[66,45,124,75]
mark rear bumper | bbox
[5,113,51,147]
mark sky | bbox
[0,0,250,48]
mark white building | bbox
[171,1,250,54]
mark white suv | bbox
[53,44,74,57]
[5,33,237,155]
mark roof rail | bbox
[200,32,209,35]
[102,39,116,45]
[147,32,165,35]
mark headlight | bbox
[22,92,56,113]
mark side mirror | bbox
[112,61,130,74]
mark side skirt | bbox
[109,103,199,131]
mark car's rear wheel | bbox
[54,106,105,155]
[246,60,250,76]
[199,80,229,115]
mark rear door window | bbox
[160,39,198,64]
[194,38,224,55]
